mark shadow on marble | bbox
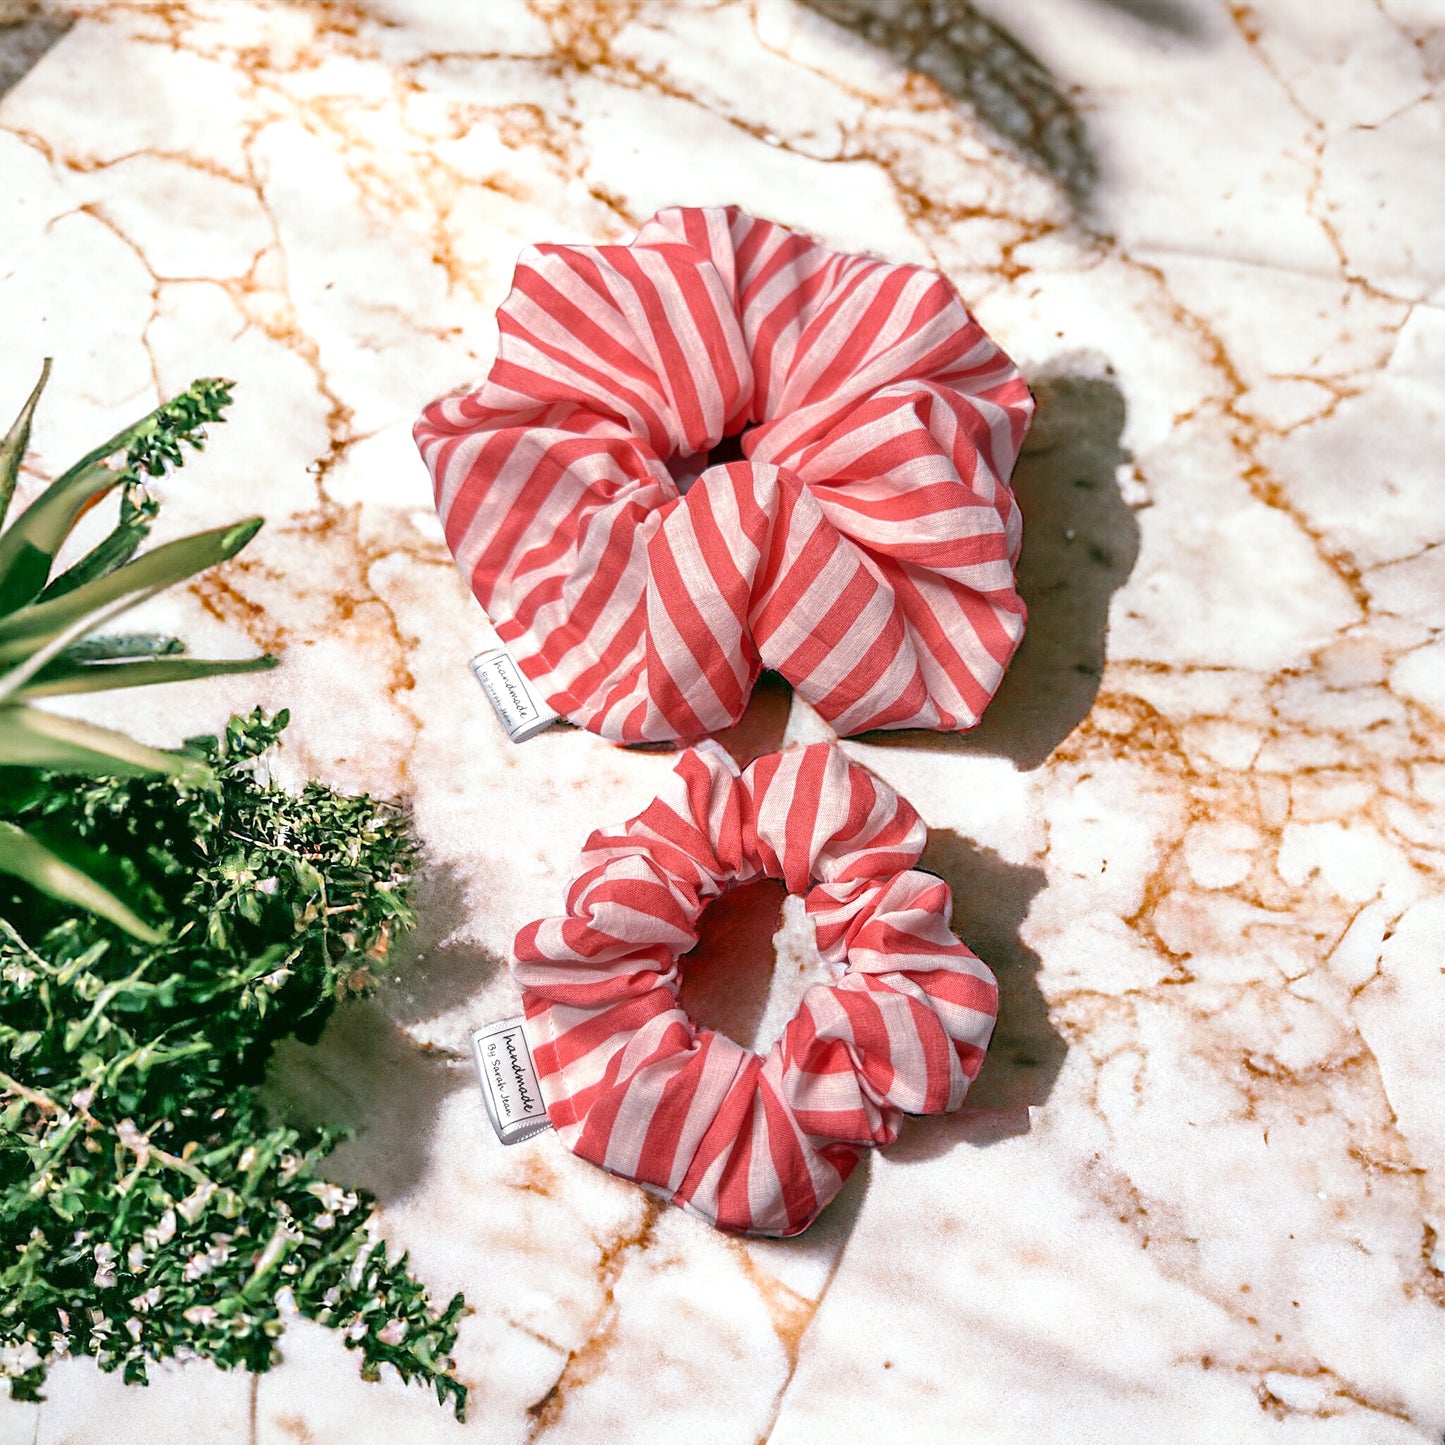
[0,1,68,99]
[866,363,1139,770]
[261,859,502,1206]
[709,668,794,769]
[630,367,1136,776]
[674,823,1065,1124]
[364,859,517,1030]
[921,828,1062,1114]
[803,1141,871,1244]
[800,0,1098,204]
[1084,0,1209,38]
[679,877,787,1054]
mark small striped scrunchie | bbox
[513,742,998,1236]
[417,205,1033,742]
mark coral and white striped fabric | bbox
[416,205,1033,742]
[513,743,998,1237]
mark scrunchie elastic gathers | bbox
[417,205,1033,743]
[513,743,997,1236]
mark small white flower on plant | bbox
[92,1242,117,1289]
[142,1210,177,1249]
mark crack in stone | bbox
[522,1199,662,1442]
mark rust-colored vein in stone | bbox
[523,1199,662,1441]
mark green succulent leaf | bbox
[19,652,278,700]
[0,517,264,669]
[0,821,161,941]
[0,377,234,616]
[0,703,212,782]
[59,633,186,663]
[0,360,50,533]
[37,484,160,602]
[0,460,132,616]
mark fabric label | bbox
[469,648,558,742]
[471,1017,552,1146]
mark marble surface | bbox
[2,0,1443,1440]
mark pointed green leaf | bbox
[0,703,212,783]
[123,377,234,478]
[0,360,50,531]
[0,820,162,942]
[38,485,159,601]
[61,633,186,662]
[0,377,235,614]
[19,652,277,699]
[0,517,264,666]
[0,459,128,614]
[47,376,234,493]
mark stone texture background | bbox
[1,2,1442,1441]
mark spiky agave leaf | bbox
[0,370,273,938]
[38,482,159,602]
[17,652,277,700]
[0,705,215,779]
[0,516,265,675]
[56,633,186,661]
[0,359,50,531]
[0,375,234,615]
[0,821,161,941]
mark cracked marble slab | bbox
[1,1,1442,1441]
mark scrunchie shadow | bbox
[865,360,1139,769]
[677,877,789,1054]
[889,829,1059,1164]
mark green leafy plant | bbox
[0,709,467,1417]
[0,362,275,940]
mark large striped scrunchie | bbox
[417,205,1033,743]
[513,742,998,1236]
